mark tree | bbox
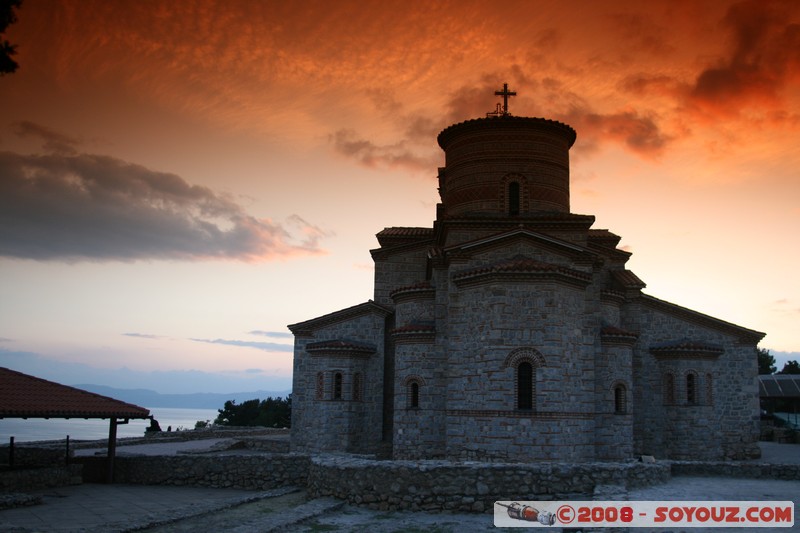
[777,360,800,375]
[1,0,22,75]
[214,396,292,428]
[758,348,777,375]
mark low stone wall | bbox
[671,461,800,480]
[77,454,309,489]
[0,445,69,468]
[0,465,82,492]
[307,456,671,512]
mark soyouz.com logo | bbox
[493,500,794,528]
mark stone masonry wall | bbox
[373,246,429,307]
[307,456,670,512]
[77,454,310,489]
[625,300,760,460]
[0,465,82,492]
[445,275,595,461]
[291,312,386,455]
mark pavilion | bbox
[0,366,150,482]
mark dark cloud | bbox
[688,0,800,115]
[619,74,683,99]
[330,129,436,171]
[190,338,293,352]
[11,121,81,155]
[248,330,293,339]
[0,150,330,262]
[608,12,674,56]
[565,107,672,158]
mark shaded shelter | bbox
[0,367,150,482]
[759,374,800,428]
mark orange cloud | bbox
[687,0,800,118]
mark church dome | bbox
[436,115,576,216]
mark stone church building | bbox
[288,87,764,462]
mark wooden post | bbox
[8,436,14,469]
[65,435,70,465]
[107,419,117,484]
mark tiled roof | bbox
[306,339,376,356]
[649,340,724,359]
[375,227,434,247]
[588,229,622,247]
[287,300,393,334]
[453,256,591,284]
[641,295,766,344]
[376,227,434,238]
[390,322,436,335]
[600,326,639,338]
[390,281,434,299]
[0,367,150,419]
[611,269,646,289]
[437,116,576,149]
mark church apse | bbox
[289,84,764,462]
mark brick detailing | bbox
[315,372,324,400]
[613,382,627,414]
[663,372,676,405]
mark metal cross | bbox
[495,83,517,115]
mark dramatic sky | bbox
[1,0,798,393]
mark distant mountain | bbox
[73,384,292,409]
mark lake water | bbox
[0,407,219,443]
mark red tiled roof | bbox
[588,229,622,247]
[600,326,639,339]
[453,256,591,283]
[390,281,434,299]
[390,323,436,335]
[376,227,434,238]
[649,340,724,356]
[0,367,150,419]
[375,227,434,248]
[611,269,646,289]
[306,339,376,356]
[287,300,393,334]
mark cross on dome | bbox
[494,83,516,115]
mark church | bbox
[288,85,764,462]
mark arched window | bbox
[663,373,675,405]
[686,372,697,405]
[315,372,324,400]
[517,361,534,410]
[403,375,425,409]
[508,182,520,216]
[705,373,713,406]
[613,383,627,414]
[333,372,343,400]
[410,382,420,408]
[353,372,363,402]
[504,348,545,411]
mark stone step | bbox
[228,497,345,533]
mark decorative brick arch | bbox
[315,372,324,401]
[402,375,426,409]
[685,369,699,405]
[610,380,628,414]
[504,348,545,411]
[503,348,546,369]
[353,372,364,402]
[663,372,676,405]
